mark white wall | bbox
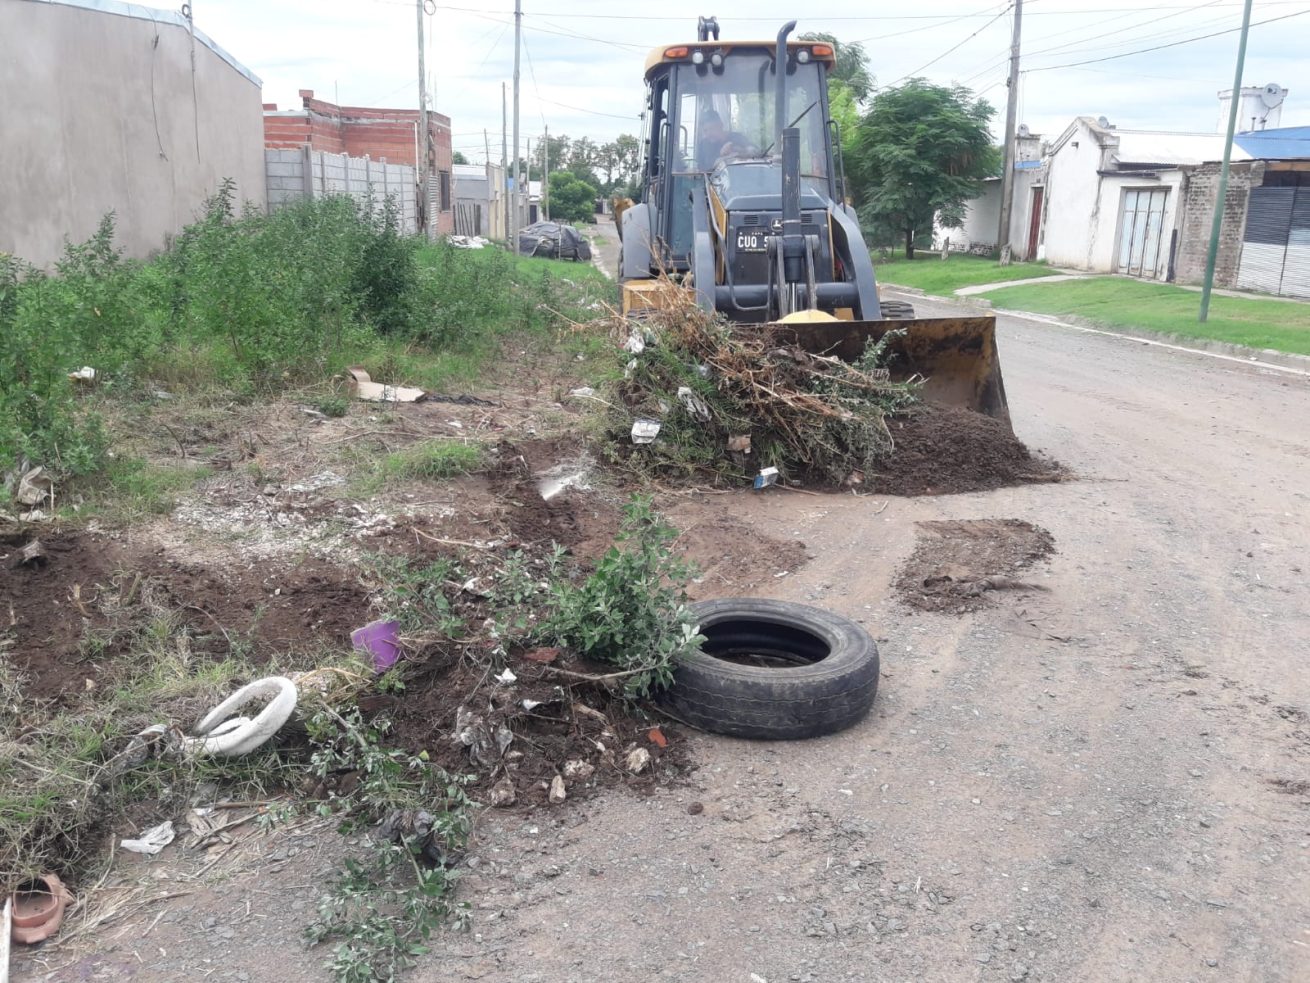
[1041,120,1110,270]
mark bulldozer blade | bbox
[776,315,1011,427]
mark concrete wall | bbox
[1174,161,1265,287]
[0,0,266,267]
[265,148,419,235]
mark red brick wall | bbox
[263,91,454,233]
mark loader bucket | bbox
[775,314,1011,428]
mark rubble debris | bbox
[625,747,652,774]
[9,875,74,946]
[488,777,517,807]
[11,539,47,568]
[562,759,595,780]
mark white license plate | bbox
[736,232,765,252]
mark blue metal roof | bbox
[1234,126,1310,161]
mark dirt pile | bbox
[380,650,691,810]
[895,518,1056,613]
[873,402,1064,496]
[0,530,369,700]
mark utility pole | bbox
[543,125,550,221]
[416,0,429,238]
[997,0,1023,265]
[502,84,510,245]
[1200,0,1254,322]
[512,0,523,250]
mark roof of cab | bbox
[644,40,835,79]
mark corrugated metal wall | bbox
[1236,179,1310,298]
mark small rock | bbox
[977,953,992,964]
[626,747,652,774]
[563,759,595,780]
[687,801,704,816]
[1189,769,1203,778]
[488,776,517,807]
[1205,959,1218,968]
[549,774,567,805]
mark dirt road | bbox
[407,295,1310,982]
[22,293,1310,982]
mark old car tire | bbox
[879,299,916,319]
[660,599,880,740]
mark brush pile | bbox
[601,303,920,486]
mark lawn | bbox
[875,254,1061,294]
[983,277,1310,356]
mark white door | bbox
[1116,188,1169,277]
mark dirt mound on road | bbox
[895,518,1055,613]
[873,402,1064,496]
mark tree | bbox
[452,151,469,165]
[849,80,998,259]
[544,170,598,223]
[800,32,873,103]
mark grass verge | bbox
[983,277,1310,355]
[876,255,1060,294]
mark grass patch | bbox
[983,277,1310,355]
[876,255,1060,294]
[78,456,213,520]
[351,439,486,495]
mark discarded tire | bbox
[879,299,916,319]
[661,599,880,740]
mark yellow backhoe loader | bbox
[615,16,1010,424]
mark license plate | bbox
[736,231,765,253]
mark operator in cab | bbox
[697,110,758,170]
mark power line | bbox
[1024,7,1310,72]
[879,4,1015,89]
[415,1,1297,18]
[851,1,1011,45]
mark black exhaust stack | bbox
[772,20,806,315]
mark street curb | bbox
[880,285,1310,377]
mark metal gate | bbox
[1237,183,1310,299]
[1116,188,1169,277]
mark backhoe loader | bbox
[616,16,1010,424]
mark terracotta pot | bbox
[10,873,74,945]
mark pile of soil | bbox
[895,518,1056,613]
[873,403,1064,496]
[0,530,369,700]
[380,649,691,809]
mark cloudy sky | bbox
[201,0,1310,162]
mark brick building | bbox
[264,90,453,236]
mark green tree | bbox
[850,79,997,258]
[799,32,873,103]
[452,151,469,165]
[544,170,598,223]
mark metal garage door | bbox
[1282,186,1310,299]
[1116,188,1169,277]
[1237,186,1295,294]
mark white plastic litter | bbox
[120,820,176,855]
[186,676,298,757]
[622,331,646,355]
[631,419,661,444]
[495,668,518,684]
[676,386,711,421]
[753,466,780,490]
[68,366,97,383]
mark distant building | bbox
[1,0,266,267]
[264,91,453,236]
[944,85,1310,299]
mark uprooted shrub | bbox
[599,303,920,486]
[540,496,704,697]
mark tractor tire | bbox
[659,598,880,740]
[879,300,916,319]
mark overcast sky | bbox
[200,0,1310,163]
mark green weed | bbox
[540,496,703,697]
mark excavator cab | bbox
[617,17,1011,425]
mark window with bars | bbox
[439,170,451,211]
